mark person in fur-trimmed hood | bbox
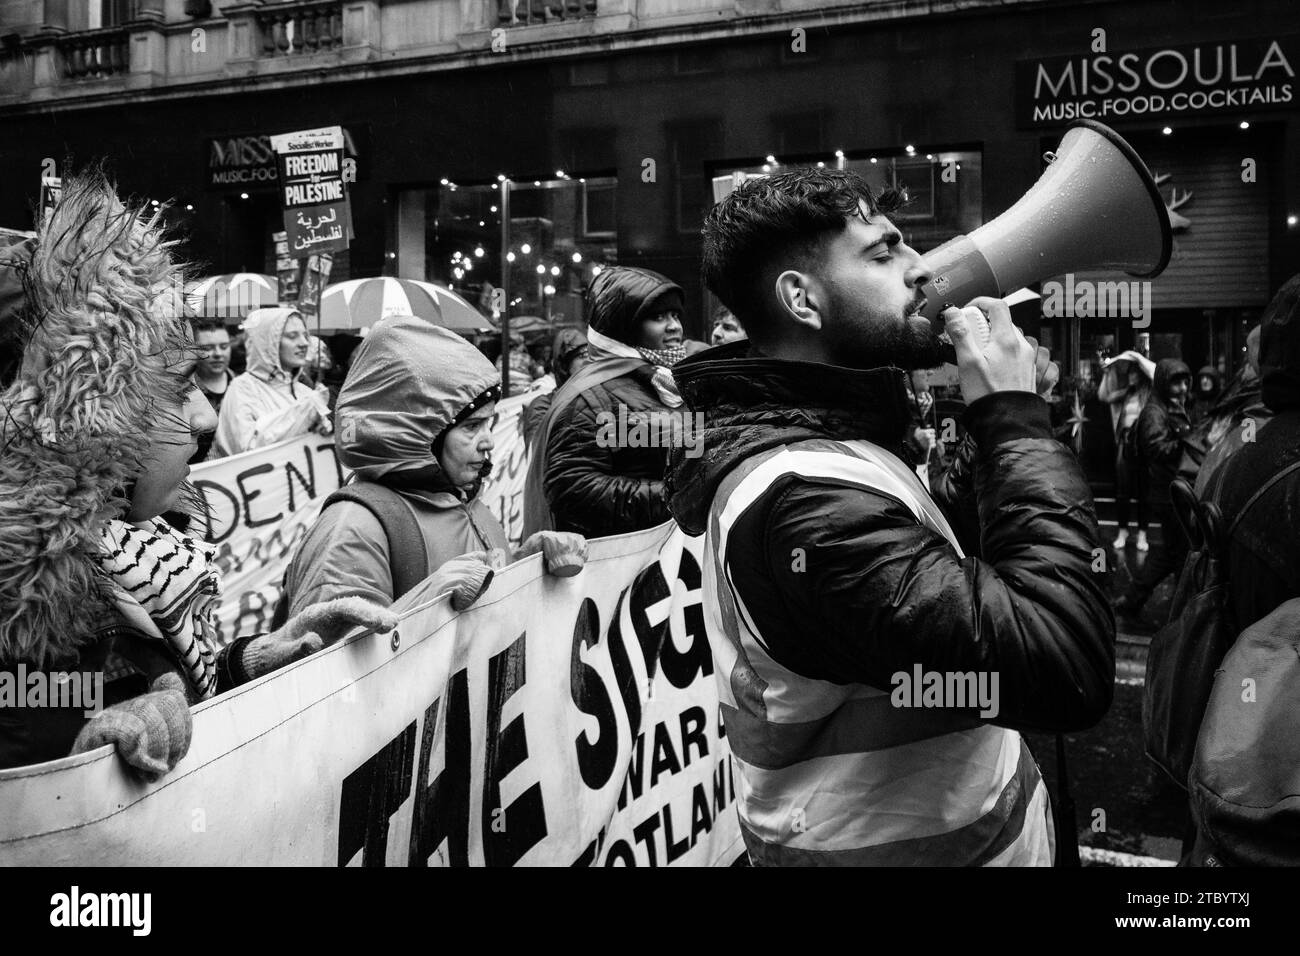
[0,172,396,776]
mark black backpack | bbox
[271,482,429,629]
[1143,460,1300,789]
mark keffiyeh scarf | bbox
[98,519,223,700]
[587,329,683,407]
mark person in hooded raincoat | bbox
[283,314,586,617]
[211,307,331,457]
[1190,364,1222,426]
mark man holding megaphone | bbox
[666,167,1114,866]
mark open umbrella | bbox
[319,277,491,334]
[186,273,278,320]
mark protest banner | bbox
[297,252,333,322]
[189,389,541,642]
[189,433,346,642]
[270,126,353,257]
[273,230,298,303]
[0,525,744,867]
[479,390,543,548]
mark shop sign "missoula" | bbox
[1015,36,1297,128]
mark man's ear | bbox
[774,271,822,332]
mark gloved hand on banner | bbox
[427,555,496,611]
[236,596,400,680]
[518,530,588,577]
[71,672,192,781]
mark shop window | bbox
[711,146,983,255]
[394,176,618,333]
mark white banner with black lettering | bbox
[0,524,743,867]
[191,392,537,642]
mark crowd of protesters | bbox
[2,167,1297,868]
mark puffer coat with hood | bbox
[539,267,684,537]
[666,341,1115,732]
[1211,273,1300,630]
[283,315,508,616]
[211,307,330,457]
[1136,358,1193,505]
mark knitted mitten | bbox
[518,531,588,577]
[241,595,401,680]
[72,672,192,780]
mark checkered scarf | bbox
[98,519,223,700]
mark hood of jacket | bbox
[243,307,303,385]
[1260,273,1300,412]
[550,326,588,385]
[586,266,684,347]
[0,175,187,666]
[666,340,912,535]
[1153,358,1192,403]
[336,314,499,492]
[1196,365,1222,388]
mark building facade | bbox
[2,0,1299,449]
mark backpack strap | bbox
[321,482,430,601]
[1224,458,1300,540]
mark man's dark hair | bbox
[702,167,903,342]
[191,318,228,336]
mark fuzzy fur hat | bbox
[0,172,190,667]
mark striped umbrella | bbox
[319,278,491,334]
[185,273,278,319]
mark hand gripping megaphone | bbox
[921,120,1171,355]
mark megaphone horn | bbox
[921,119,1172,355]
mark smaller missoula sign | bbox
[1016,36,1297,128]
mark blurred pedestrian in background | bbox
[1097,350,1155,552]
[212,307,332,457]
[190,319,233,463]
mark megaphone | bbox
[921,120,1171,356]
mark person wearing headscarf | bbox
[0,173,394,776]
[211,307,331,457]
[527,266,687,537]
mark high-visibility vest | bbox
[704,437,1054,866]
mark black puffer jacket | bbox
[1136,358,1193,505]
[1213,273,1300,630]
[543,268,682,537]
[666,342,1114,732]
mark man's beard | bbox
[827,293,945,371]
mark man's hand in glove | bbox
[71,672,192,781]
[517,531,588,577]
[240,596,400,681]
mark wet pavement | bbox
[1023,523,1188,865]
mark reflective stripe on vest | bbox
[704,438,1052,866]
